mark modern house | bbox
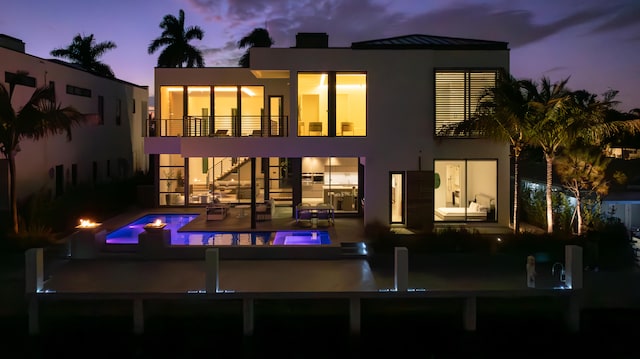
[0,34,150,210]
[146,32,511,230]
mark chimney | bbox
[0,34,25,53]
[295,33,329,48]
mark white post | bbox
[394,247,408,291]
[25,248,43,293]
[565,245,583,289]
[349,297,361,335]
[205,248,219,293]
[243,298,254,336]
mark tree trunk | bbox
[576,192,582,236]
[8,153,18,234]
[545,153,554,233]
[513,154,520,234]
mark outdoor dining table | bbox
[295,203,335,225]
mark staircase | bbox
[211,157,250,182]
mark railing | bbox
[146,116,289,137]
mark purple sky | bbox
[2,0,639,111]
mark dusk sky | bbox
[2,0,639,111]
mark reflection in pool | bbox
[105,213,331,246]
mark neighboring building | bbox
[146,33,511,230]
[0,34,149,209]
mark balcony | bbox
[147,115,289,137]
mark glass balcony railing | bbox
[147,115,289,137]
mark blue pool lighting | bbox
[105,213,331,246]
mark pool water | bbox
[105,213,331,246]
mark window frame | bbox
[434,68,498,137]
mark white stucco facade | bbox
[148,33,511,229]
[0,34,149,207]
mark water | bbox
[105,213,331,246]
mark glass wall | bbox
[187,86,211,136]
[159,86,184,136]
[301,157,359,212]
[336,73,366,136]
[159,154,185,206]
[185,156,264,205]
[434,159,497,221]
[298,72,367,137]
[213,86,238,136]
[298,73,328,136]
[240,86,264,136]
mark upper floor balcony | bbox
[147,115,289,137]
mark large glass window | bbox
[240,86,264,136]
[434,159,497,221]
[435,70,496,136]
[301,157,359,213]
[159,86,184,136]
[159,154,185,206]
[213,86,237,136]
[336,73,366,136]
[298,73,328,136]
[187,86,211,136]
[298,72,366,137]
[211,86,264,136]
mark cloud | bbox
[590,1,640,32]
[183,0,635,68]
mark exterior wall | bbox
[149,43,510,228]
[1,42,149,201]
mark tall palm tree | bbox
[453,69,535,233]
[50,34,117,78]
[0,72,85,234]
[528,81,640,234]
[237,28,274,67]
[148,9,205,68]
[526,77,575,233]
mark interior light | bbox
[214,86,237,92]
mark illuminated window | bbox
[434,159,497,222]
[298,72,366,137]
[160,86,184,136]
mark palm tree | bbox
[0,72,85,234]
[237,28,274,67]
[148,9,205,68]
[525,77,575,233]
[453,69,534,234]
[528,82,640,234]
[50,34,117,78]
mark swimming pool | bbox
[105,213,331,246]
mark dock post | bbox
[205,248,219,293]
[394,247,408,291]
